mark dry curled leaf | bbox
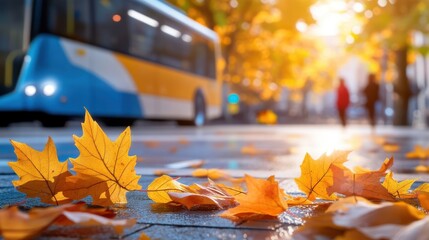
[293,197,425,240]
[0,205,64,240]
[220,175,287,221]
[147,175,189,203]
[8,137,72,205]
[169,181,237,210]
[295,151,350,201]
[63,110,141,206]
[0,203,134,240]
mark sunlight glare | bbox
[309,0,353,37]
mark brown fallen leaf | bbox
[220,175,287,221]
[168,181,237,210]
[295,151,350,201]
[0,203,135,239]
[63,110,141,206]
[59,211,135,234]
[9,137,72,205]
[327,158,395,201]
[0,205,64,240]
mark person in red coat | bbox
[336,78,350,127]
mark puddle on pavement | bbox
[279,204,330,225]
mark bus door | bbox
[0,0,27,97]
[27,0,93,116]
[90,0,130,117]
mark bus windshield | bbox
[0,0,25,94]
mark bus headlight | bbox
[24,85,37,96]
[43,84,56,96]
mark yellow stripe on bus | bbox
[115,54,221,106]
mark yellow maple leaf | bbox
[63,110,141,206]
[406,145,429,159]
[8,137,71,205]
[147,175,189,203]
[220,175,287,221]
[414,183,429,192]
[295,151,350,201]
[382,172,415,198]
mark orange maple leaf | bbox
[294,151,350,201]
[220,175,287,221]
[327,157,395,201]
[8,137,72,205]
[63,110,141,206]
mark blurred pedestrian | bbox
[363,73,380,127]
[336,78,350,127]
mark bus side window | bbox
[206,41,216,79]
[127,4,160,61]
[156,20,192,72]
[43,0,90,42]
[94,0,127,53]
[192,41,207,77]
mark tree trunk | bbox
[393,47,412,126]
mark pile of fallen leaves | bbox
[2,110,429,239]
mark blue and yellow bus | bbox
[0,0,223,127]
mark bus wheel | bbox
[41,117,67,128]
[194,93,206,126]
[0,120,10,127]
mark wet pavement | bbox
[0,123,428,239]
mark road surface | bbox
[1,121,428,180]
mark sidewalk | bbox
[0,124,428,239]
[2,173,428,239]
[0,175,300,239]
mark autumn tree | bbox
[167,0,316,105]
[352,0,429,125]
